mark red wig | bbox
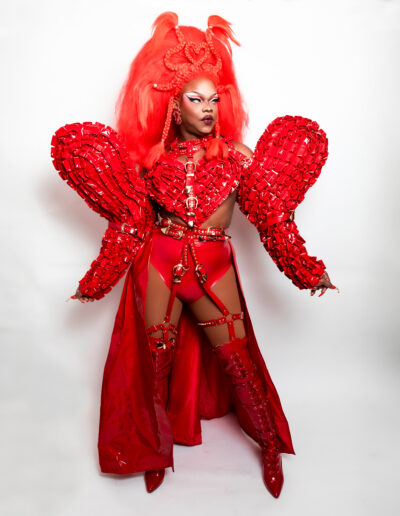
[115,12,249,169]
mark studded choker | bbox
[169,134,213,157]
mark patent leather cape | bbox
[97,229,295,475]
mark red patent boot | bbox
[143,329,177,493]
[213,336,284,498]
[145,469,166,493]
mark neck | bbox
[177,133,213,144]
[177,126,213,142]
[169,133,213,157]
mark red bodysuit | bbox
[50,115,328,474]
[144,140,245,323]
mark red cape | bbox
[97,231,295,474]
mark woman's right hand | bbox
[71,286,95,303]
[310,271,337,297]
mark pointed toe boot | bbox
[145,469,166,493]
[213,336,284,498]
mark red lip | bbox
[201,116,214,121]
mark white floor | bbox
[2,348,399,516]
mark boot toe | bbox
[262,454,284,498]
[145,469,165,493]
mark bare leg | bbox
[145,262,183,340]
[188,265,246,346]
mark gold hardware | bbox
[185,196,198,209]
[184,161,196,173]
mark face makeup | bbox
[177,77,219,139]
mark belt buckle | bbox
[121,222,131,235]
[161,226,184,240]
[120,222,138,236]
[206,226,220,240]
[185,196,198,209]
[160,218,172,236]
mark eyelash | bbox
[187,97,220,103]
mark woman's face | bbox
[176,77,219,140]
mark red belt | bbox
[108,221,146,239]
[158,217,230,241]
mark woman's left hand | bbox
[310,271,336,297]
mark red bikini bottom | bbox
[149,226,233,304]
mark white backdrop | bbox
[1,0,399,515]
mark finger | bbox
[318,287,327,297]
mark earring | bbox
[172,109,182,125]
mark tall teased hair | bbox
[115,12,248,169]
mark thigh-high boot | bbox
[144,324,177,493]
[213,336,284,498]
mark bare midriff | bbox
[158,189,237,229]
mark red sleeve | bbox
[78,225,147,300]
[236,115,329,289]
[51,121,155,299]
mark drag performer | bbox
[50,12,335,498]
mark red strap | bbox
[197,312,244,341]
[108,221,146,239]
[152,232,244,342]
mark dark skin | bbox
[74,77,334,302]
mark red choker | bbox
[169,134,213,157]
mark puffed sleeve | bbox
[51,122,155,299]
[236,115,329,289]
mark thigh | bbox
[188,265,246,347]
[145,262,183,339]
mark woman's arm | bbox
[234,116,335,294]
[51,121,154,301]
[72,222,148,302]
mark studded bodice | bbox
[145,144,248,227]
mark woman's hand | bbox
[310,272,337,297]
[71,286,95,303]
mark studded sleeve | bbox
[51,122,155,299]
[236,115,329,290]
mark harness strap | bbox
[153,220,244,341]
[146,319,178,349]
[197,312,244,341]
